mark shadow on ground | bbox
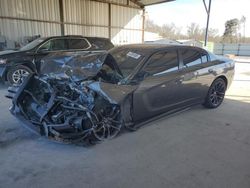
[0,84,250,188]
[1,58,250,188]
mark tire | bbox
[203,78,227,109]
[7,65,33,85]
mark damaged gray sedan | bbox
[7,44,235,144]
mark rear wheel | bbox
[7,65,32,85]
[204,78,226,108]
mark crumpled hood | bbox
[0,50,17,56]
[0,50,33,60]
[0,50,27,59]
[40,51,108,81]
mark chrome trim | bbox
[36,37,92,53]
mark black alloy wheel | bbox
[92,105,122,141]
[204,78,227,108]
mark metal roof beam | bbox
[203,0,212,46]
[90,0,174,8]
[141,0,175,7]
[129,0,144,8]
[89,0,141,9]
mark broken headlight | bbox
[0,59,7,64]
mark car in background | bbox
[0,35,114,85]
[7,44,235,145]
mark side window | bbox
[181,49,202,67]
[50,39,68,51]
[201,53,208,63]
[39,41,51,51]
[39,39,68,51]
[89,39,105,49]
[88,38,114,50]
[143,50,179,76]
[69,38,90,50]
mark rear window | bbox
[181,49,202,67]
[143,50,179,76]
[88,38,114,50]
[201,53,208,63]
[68,38,90,50]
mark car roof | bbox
[44,35,110,40]
[112,44,206,55]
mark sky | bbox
[145,0,250,37]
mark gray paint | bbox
[7,44,235,143]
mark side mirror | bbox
[37,48,49,53]
[129,71,150,84]
[136,71,150,80]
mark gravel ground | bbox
[0,57,250,188]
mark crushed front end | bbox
[7,74,122,144]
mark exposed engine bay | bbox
[7,52,136,144]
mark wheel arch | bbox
[120,93,134,125]
[215,75,228,88]
[4,61,35,81]
[203,75,228,108]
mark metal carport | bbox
[0,0,173,47]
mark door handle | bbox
[208,69,215,73]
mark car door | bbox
[34,38,69,71]
[178,48,210,102]
[133,49,184,122]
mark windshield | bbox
[19,38,46,51]
[40,52,106,81]
[109,48,144,78]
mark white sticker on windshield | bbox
[127,52,141,59]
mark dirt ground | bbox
[0,57,250,188]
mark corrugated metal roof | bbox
[132,0,174,7]
[90,0,174,8]
[111,5,142,29]
[0,0,60,21]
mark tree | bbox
[144,18,250,43]
[187,23,203,40]
[240,16,246,42]
[202,28,220,42]
[223,18,240,43]
[159,23,183,39]
[145,19,184,40]
[145,19,161,34]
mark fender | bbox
[3,60,36,81]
